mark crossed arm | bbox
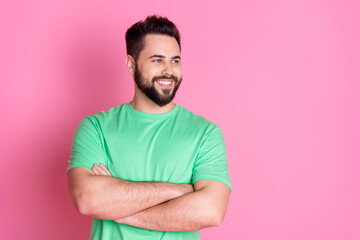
[67,163,231,231]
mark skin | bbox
[92,163,231,231]
[67,167,194,220]
[126,34,182,114]
[67,33,231,231]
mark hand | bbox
[91,164,127,223]
[92,163,112,177]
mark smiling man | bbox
[132,33,182,109]
[66,15,232,240]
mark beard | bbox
[134,64,182,107]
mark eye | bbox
[172,59,180,63]
[152,59,162,63]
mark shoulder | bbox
[176,104,220,134]
[75,104,126,134]
[91,104,125,120]
[84,104,126,124]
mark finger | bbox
[100,163,112,176]
[92,165,101,175]
[94,164,108,176]
[105,168,112,176]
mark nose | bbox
[161,62,173,77]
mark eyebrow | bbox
[149,54,181,59]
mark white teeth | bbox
[158,81,171,85]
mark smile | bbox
[156,79,173,88]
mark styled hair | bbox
[125,15,181,61]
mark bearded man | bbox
[66,15,232,240]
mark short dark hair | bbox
[125,15,181,62]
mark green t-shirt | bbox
[67,102,232,240]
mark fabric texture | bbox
[67,102,232,240]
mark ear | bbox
[126,55,135,77]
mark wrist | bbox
[179,183,194,195]
[114,217,126,224]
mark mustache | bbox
[152,75,179,82]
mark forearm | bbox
[69,169,194,220]
[114,188,221,232]
[87,176,193,219]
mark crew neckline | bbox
[124,102,179,119]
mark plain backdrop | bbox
[1,0,359,239]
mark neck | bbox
[130,89,176,114]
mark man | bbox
[66,15,232,240]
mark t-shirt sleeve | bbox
[66,116,106,174]
[192,125,232,191]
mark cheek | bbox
[174,66,182,77]
[143,66,161,78]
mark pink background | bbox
[1,0,359,239]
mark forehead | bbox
[139,34,180,58]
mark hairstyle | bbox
[125,15,181,62]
